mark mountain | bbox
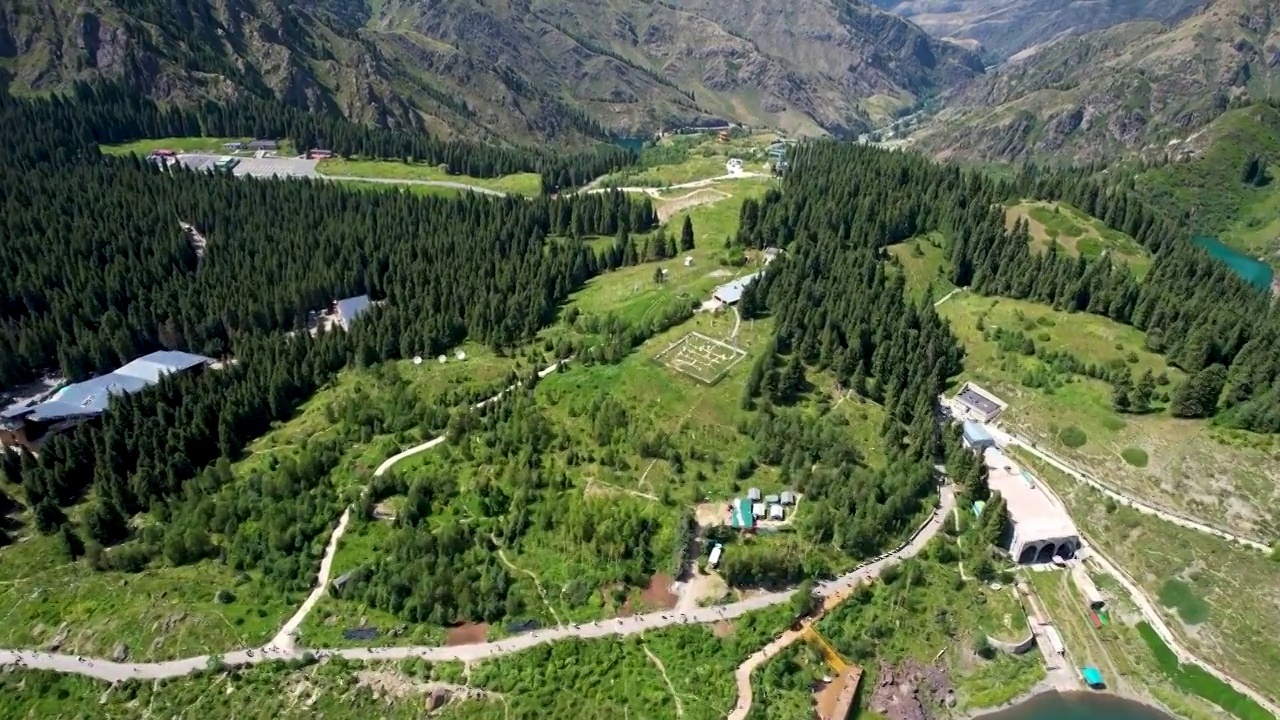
[867,0,1206,60]
[0,0,985,142]
[911,0,1280,163]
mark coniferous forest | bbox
[2,80,1279,624]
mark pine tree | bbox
[680,215,695,250]
[1133,369,1155,412]
[1112,370,1133,413]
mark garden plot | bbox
[654,332,747,385]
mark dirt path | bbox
[496,546,563,628]
[0,478,955,686]
[728,629,802,720]
[655,188,731,223]
[643,642,685,718]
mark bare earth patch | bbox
[640,573,680,611]
[444,622,489,646]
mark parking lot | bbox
[176,154,320,178]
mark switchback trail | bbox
[0,484,955,684]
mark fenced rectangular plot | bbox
[654,332,747,384]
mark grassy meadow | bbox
[1005,200,1153,278]
[316,158,543,195]
[938,292,1280,538]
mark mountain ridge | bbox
[0,0,985,142]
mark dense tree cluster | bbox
[742,142,1280,432]
[2,87,661,590]
[0,82,636,191]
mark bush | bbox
[1058,426,1087,448]
[1102,416,1127,431]
[1121,447,1148,467]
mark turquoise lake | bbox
[983,691,1177,720]
[1192,236,1274,290]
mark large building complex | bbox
[983,448,1080,563]
[0,350,213,450]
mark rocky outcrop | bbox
[869,658,956,720]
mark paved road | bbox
[321,175,507,196]
[1029,473,1280,716]
[727,489,954,720]
[992,427,1271,552]
[0,481,954,684]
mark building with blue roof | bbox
[712,273,761,305]
[962,420,995,451]
[0,350,213,450]
[334,294,372,330]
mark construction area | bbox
[653,331,747,384]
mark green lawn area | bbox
[1018,451,1280,710]
[1024,567,1230,720]
[329,178,465,197]
[599,133,775,188]
[886,232,955,301]
[99,136,276,156]
[0,343,529,661]
[939,292,1280,538]
[1133,103,1280,265]
[316,158,542,196]
[0,532,298,662]
[1005,200,1152,278]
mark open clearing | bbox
[886,232,955,301]
[1019,451,1280,708]
[100,136,288,156]
[938,293,1280,537]
[316,158,542,196]
[654,331,747,385]
[1005,200,1152,277]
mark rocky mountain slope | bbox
[911,0,1280,162]
[0,0,984,142]
[869,0,1206,59]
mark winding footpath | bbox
[1027,458,1280,717]
[991,427,1271,552]
[0,466,954,686]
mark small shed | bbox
[962,421,995,451]
[752,502,766,518]
[1082,666,1105,689]
[748,487,761,501]
[730,498,755,529]
[768,504,784,521]
[780,491,796,505]
[248,139,280,151]
[971,500,986,518]
[764,493,780,504]
[684,256,693,267]
[709,543,723,568]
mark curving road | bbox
[991,427,1271,552]
[1028,464,1280,716]
[321,175,507,196]
[0,484,954,684]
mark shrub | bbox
[1058,426,1087,448]
[1102,416,1127,431]
[1121,447,1148,467]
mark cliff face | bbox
[868,0,1206,59]
[912,0,1280,162]
[0,0,983,141]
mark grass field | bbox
[598,134,775,188]
[0,532,298,662]
[316,158,542,195]
[99,137,281,156]
[939,292,1280,538]
[1133,104,1280,264]
[1023,567,1232,720]
[1018,451,1280,709]
[0,344,528,661]
[329,179,464,197]
[6,606,796,720]
[1005,200,1152,277]
[886,232,955,301]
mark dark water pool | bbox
[979,691,1177,720]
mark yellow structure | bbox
[801,624,848,673]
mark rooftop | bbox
[984,448,1079,542]
[962,420,993,443]
[957,386,1001,415]
[713,272,761,305]
[1,350,212,424]
[335,294,372,328]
